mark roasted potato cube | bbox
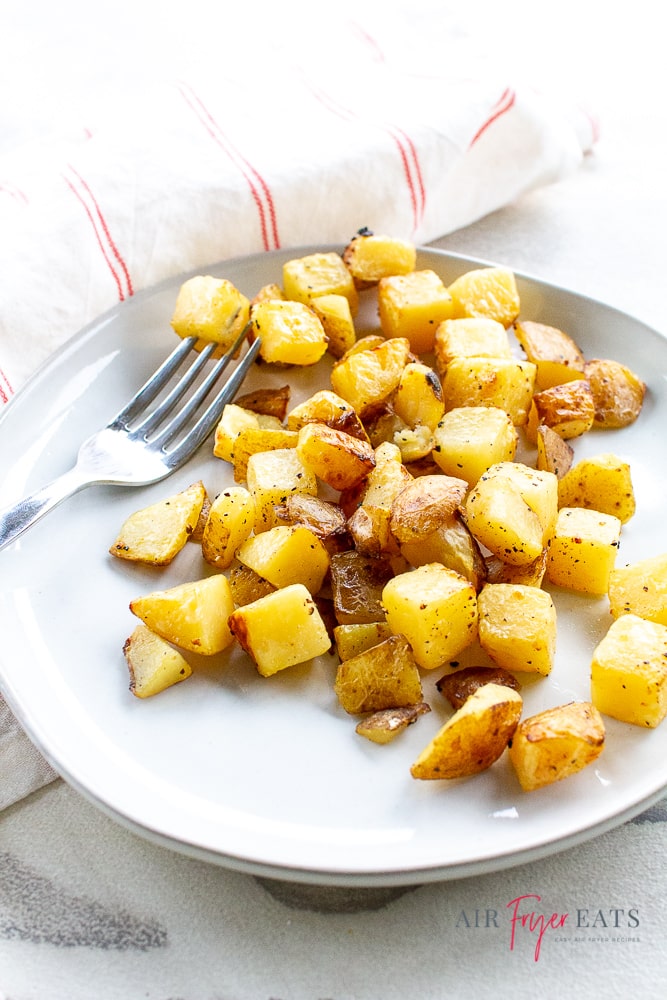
[447,266,520,326]
[330,337,411,419]
[123,624,193,698]
[399,513,487,591]
[535,424,574,479]
[382,563,478,670]
[527,378,596,442]
[296,422,376,491]
[109,481,206,566]
[346,442,413,556]
[334,634,423,714]
[485,549,548,588]
[228,583,331,676]
[201,486,255,569]
[236,525,330,593]
[333,621,395,660]
[282,251,358,313]
[130,574,235,656]
[508,702,605,791]
[234,384,290,421]
[273,494,351,554]
[246,448,318,532]
[434,317,512,373]
[436,665,520,710]
[513,320,586,390]
[389,474,468,545]
[585,357,646,428]
[557,453,636,524]
[387,420,435,464]
[214,403,282,464]
[250,299,328,366]
[432,406,518,486]
[378,269,455,354]
[443,357,536,426]
[330,550,394,625]
[477,583,557,676]
[310,294,357,359]
[228,564,276,607]
[546,507,621,595]
[608,552,667,625]
[590,613,667,728]
[411,682,522,779]
[482,462,558,541]
[170,275,250,350]
[287,389,369,442]
[231,426,299,483]
[356,703,431,744]
[342,232,416,286]
[392,362,445,431]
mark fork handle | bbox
[0,467,90,553]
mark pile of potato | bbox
[112,231,667,794]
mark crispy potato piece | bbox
[536,424,574,479]
[508,702,605,791]
[130,575,235,656]
[250,299,328,366]
[231,426,299,483]
[201,486,255,569]
[546,507,621,595]
[287,389,369,442]
[557,453,636,524]
[330,550,394,625]
[236,525,330,594]
[213,403,283,464]
[434,317,512,372]
[447,266,521,326]
[608,552,667,625]
[346,442,413,557]
[273,494,351,554]
[436,665,520,710]
[591,614,667,728]
[282,251,358,313]
[342,232,416,287]
[389,474,468,545]
[330,337,411,420]
[399,512,488,591]
[484,549,548,588]
[477,583,557,676]
[228,564,277,607]
[310,293,357,359]
[356,703,431,743]
[513,320,586,390]
[392,361,445,431]
[585,358,646,428]
[432,406,518,487]
[123,624,192,698]
[443,357,536,426]
[333,621,395,661]
[296,422,376,491]
[189,493,212,544]
[171,275,250,351]
[109,481,206,566]
[246,448,318,532]
[411,683,523,779]
[234,384,290,421]
[334,634,423,714]
[378,269,454,354]
[527,379,595,441]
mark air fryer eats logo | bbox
[455,895,640,961]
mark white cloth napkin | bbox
[0,0,596,808]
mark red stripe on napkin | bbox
[308,85,426,233]
[469,87,516,147]
[0,182,28,205]
[63,166,134,301]
[0,368,14,405]
[178,82,280,252]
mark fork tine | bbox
[112,335,198,426]
[130,339,218,438]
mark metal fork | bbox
[0,324,261,553]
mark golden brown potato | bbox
[436,664,521,710]
[557,453,636,524]
[355,703,431,743]
[399,513,488,592]
[234,384,290,421]
[123,624,192,698]
[110,481,207,566]
[535,424,574,479]
[508,702,605,791]
[585,358,646,428]
[330,337,411,420]
[342,231,416,287]
[296,422,376,492]
[513,320,586,390]
[333,621,395,661]
[273,494,351,554]
[388,474,468,545]
[411,683,523,779]
[287,389,369,442]
[334,634,424,714]
[528,379,596,440]
[330,550,394,624]
[228,564,277,607]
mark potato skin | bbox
[436,665,521,710]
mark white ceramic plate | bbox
[1,246,666,888]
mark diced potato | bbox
[189,493,212,544]
[486,462,558,541]
[330,550,394,625]
[590,613,667,728]
[527,379,596,441]
[200,486,255,569]
[356,703,431,744]
[513,320,586,390]
[250,299,328,366]
[330,337,411,419]
[231,426,299,483]
[282,251,358,313]
[213,403,283,464]
[228,583,331,676]
[109,481,206,566]
[557,453,635,524]
[287,389,369,442]
[246,448,318,532]
[334,634,423,714]
[432,406,518,486]
[434,317,512,372]
[477,583,557,675]
[296,422,376,491]
[346,442,413,556]
[342,232,416,286]
[485,549,548,588]
[436,664,520,710]
[535,424,574,479]
[447,266,520,326]
[170,275,250,350]
[382,563,478,670]
[333,621,395,660]
[392,362,445,431]
[236,525,330,593]
[378,269,455,354]
[508,702,605,791]
[389,474,468,545]
[310,293,357,359]
[443,357,536,426]
[386,421,435,464]
[411,683,523,779]
[608,552,667,625]
[228,564,276,607]
[234,384,290,421]
[585,358,646,429]
[273,494,350,554]
[399,513,487,591]
[546,507,621,595]
[123,624,193,698]
[130,574,235,656]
